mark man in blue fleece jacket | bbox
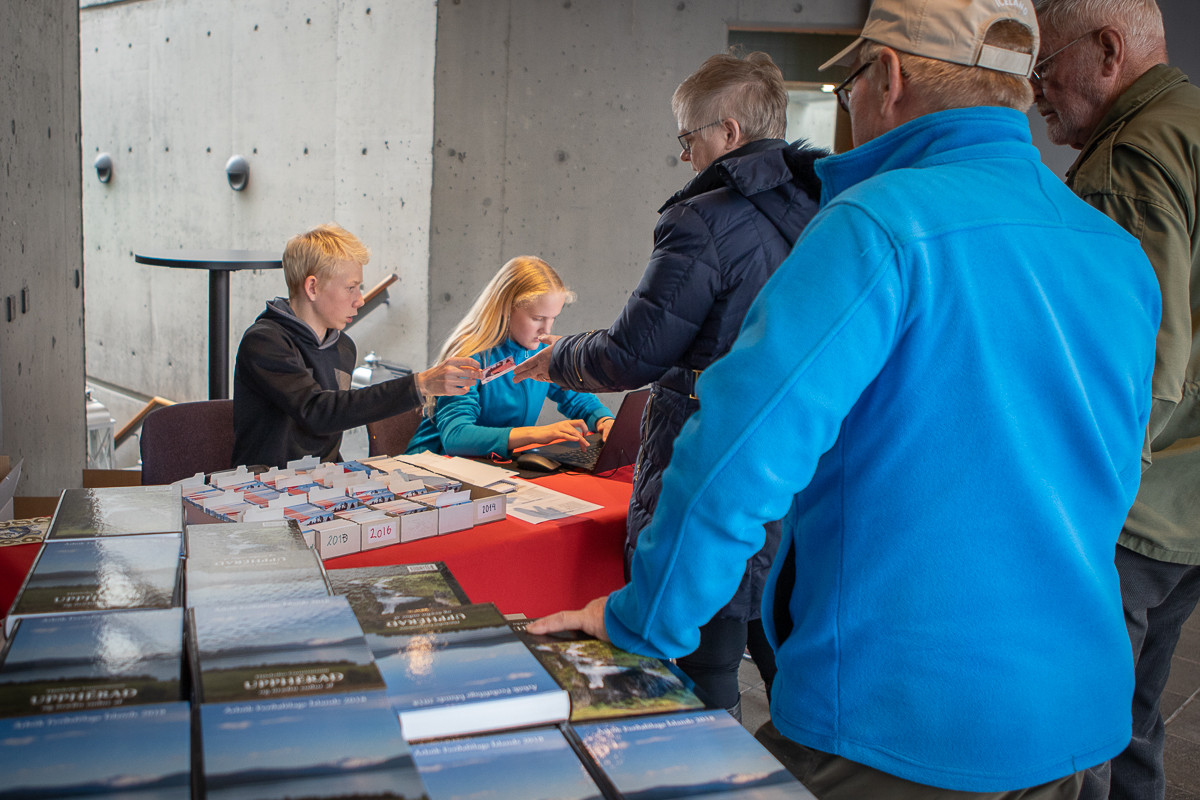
[530,0,1161,797]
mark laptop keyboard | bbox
[552,440,603,469]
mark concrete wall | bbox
[0,0,85,496]
[80,0,438,439]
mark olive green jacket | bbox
[1067,64,1200,563]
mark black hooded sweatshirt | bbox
[232,297,421,468]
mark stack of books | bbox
[324,561,810,798]
[0,486,809,799]
[0,606,191,798]
[183,520,330,608]
[5,485,185,637]
[189,595,428,799]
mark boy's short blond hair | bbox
[282,223,370,298]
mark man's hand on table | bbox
[527,595,610,641]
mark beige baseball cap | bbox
[820,0,1038,77]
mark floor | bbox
[736,608,1200,797]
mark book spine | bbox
[184,609,206,705]
[558,721,624,800]
[41,488,68,540]
[438,564,472,605]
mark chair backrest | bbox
[366,409,423,457]
[140,399,235,485]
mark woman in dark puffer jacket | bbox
[515,51,823,720]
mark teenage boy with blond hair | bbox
[233,223,480,468]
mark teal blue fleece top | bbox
[406,338,612,457]
[605,107,1161,791]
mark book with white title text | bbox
[184,522,330,609]
[572,709,815,799]
[356,602,569,741]
[0,606,191,798]
[412,725,607,800]
[5,534,183,636]
[0,607,184,719]
[199,691,429,800]
[188,595,385,705]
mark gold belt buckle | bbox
[690,368,702,400]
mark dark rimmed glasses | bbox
[677,120,723,153]
[1031,30,1098,82]
[833,60,876,112]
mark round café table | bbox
[135,249,282,400]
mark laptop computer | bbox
[523,389,649,473]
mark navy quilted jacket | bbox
[550,137,823,619]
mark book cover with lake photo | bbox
[185,544,329,609]
[412,726,606,800]
[0,608,183,719]
[199,690,428,800]
[189,595,384,705]
[5,534,183,636]
[573,710,814,800]
[0,702,192,800]
[184,520,310,561]
[357,603,568,741]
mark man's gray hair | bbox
[1034,0,1165,53]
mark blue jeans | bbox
[1080,544,1200,800]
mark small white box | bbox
[387,478,428,498]
[286,455,320,471]
[468,486,507,525]
[311,518,360,559]
[415,490,474,535]
[338,508,400,550]
[373,498,439,542]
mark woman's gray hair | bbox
[671,51,788,142]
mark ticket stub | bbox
[480,356,516,384]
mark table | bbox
[135,249,283,400]
[326,468,632,617]
[0,468,633,621]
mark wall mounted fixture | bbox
[225,155,249,191]
[94,152,113,183]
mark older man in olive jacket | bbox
[1033,2,1200,798]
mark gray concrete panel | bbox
[0,0,86,496]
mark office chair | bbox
[140,399,234,485]
[366,408,423,457]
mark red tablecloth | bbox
[0,468,633,622]
[326,468,633,617]
[0,543,40,616]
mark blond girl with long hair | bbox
[405,256,612,457]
